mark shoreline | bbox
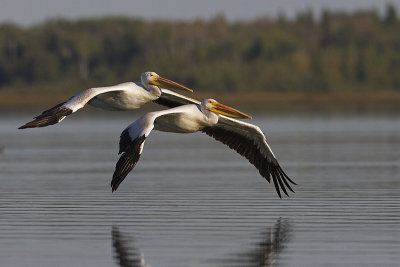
[1,91,399,114]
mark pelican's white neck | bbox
[200,103,219,125]
[145,84,162,97]
[141,72,162,97]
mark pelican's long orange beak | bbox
[150,76,193,92]
[208,102,252,119]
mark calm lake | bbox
[0,112,399,266]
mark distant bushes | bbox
[0,6,399,93]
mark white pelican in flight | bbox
[18,72,193,129]
[111,99,296,198]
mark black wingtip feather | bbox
[278,168,295,193]
[275,168,289,197]
[283,171,297,185]
[111,135,146,192]
[18,102,72,129]
[271,172,282,199]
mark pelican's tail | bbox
[111,134,146,192]
[18,102,73,129]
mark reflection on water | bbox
[222,218,291,267]
[112,226,149,267]
[0,114,399,266]
[112,218,291,267]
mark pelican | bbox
[111,99,296,198]
[18,72,193,129]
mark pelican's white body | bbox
[153,104,218,133]
[64,82,160,112]
[126,103,219,143]
[88,82,159,111]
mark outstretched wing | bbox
[111,105,199,192]
[201,116,296,198]
[18,83,133,129]
[111,112,158,192]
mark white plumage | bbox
[19,72,192,129]
[19,70,296,198]
[112,99,296,198]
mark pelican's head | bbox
[141,72,193,95]
[202,99,252,119]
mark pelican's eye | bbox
[208,100,213,104]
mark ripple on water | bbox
[0,115,399,266]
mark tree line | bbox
[0,6,399,93]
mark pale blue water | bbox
[0,113,399,266]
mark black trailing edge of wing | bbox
[153,97,183,108]
[154,91,200,108]
[202,126,296,198]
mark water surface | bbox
[0,113,399,266]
